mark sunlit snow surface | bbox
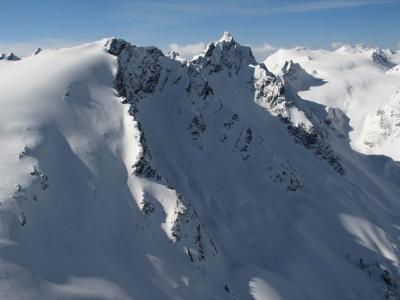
[0,36,400,299]
[265,46,400,161]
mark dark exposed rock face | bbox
[0,52,21,61]
[107,38,218,262]
[191,31,257,75]
[33,48,42,56]
[253,63,287,116]
[371,48,395,69]
[106,34,346,187]
[106,38,164,180]
[281,60,326,92]
[253,59,345,175]
[107,38,164,106]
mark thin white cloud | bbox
[252,0,397,16]
[250,43,277,61]
[0,39,82,57]
[119,0,397,17]
[331,42,343,49]
[167,42,206,59]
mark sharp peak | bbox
[191,32,257,69]
[200,32,247,55]
[33,48,42,56]
[218,31,234,43]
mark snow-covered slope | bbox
[265,44,400,161]
[1,34,400,300]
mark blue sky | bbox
[1,0,400,60]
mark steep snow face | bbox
[265,45,400,161]
[0,38,221,300]
[0,39,126,202]
[1,34,400,300]
[0,39,149,299]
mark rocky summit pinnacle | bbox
[219,31,234,43]
[192,32,257,73]
[33,48,42,56]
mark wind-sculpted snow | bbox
[1,34,400,300]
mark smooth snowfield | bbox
[0,35,400,300]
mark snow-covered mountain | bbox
[0,52,21,61]
[265,44,400,161]
[1,33,400,300]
